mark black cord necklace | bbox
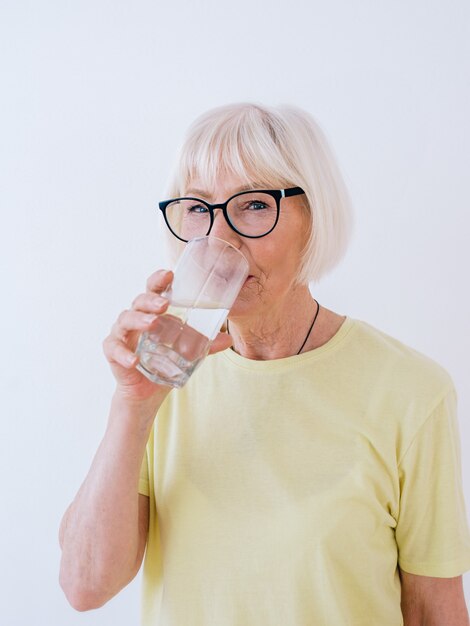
[226,299,321,356]
[296,298,320,354]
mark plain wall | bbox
[1,0,469,624]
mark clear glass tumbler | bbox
[136,236,249,388]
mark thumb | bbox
[208,331,233,355]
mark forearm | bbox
[402,608,469,626]
[401,569,469,626]
[59,389,164,610]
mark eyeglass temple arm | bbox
[282,187,305,198]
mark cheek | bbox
[246,242,284,275]
[253,242,301,285]
[242,213,308,280]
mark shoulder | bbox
[340,318,458,465]
[339,317,456,444]
[350,318,454,399]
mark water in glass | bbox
[136,300,229,388]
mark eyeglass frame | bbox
[158,187,306,243]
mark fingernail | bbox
[127,354,137,366]
[145,314,158,323]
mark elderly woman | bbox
[59,103,470,625]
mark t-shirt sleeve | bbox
[138,446,150,497]
[396,386,470,577]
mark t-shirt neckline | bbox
[221,316,356,371]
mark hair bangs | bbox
[173,104,297,196]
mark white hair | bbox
[164,103,353,284]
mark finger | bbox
[103,336,139,368]
[146,269,174,294]
[208,331,233,355]
[131,292,169,313]
[112,310,161,340]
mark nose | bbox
[209,209,242,248]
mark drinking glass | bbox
[136,236,249,388]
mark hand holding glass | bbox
[136,236,249,388]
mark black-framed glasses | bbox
[158,187,305,242]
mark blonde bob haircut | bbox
[164,103,353,284]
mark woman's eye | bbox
[187,204,208,214]
[246,201,268,211]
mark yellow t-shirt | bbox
[138,317,470,625]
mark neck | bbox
[227,285,318,360]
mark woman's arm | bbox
[400,569,469,625]
[58,269,232,611]
[59,270,175,610]
[58,391,161,611]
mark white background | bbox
[1,0,469,624]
